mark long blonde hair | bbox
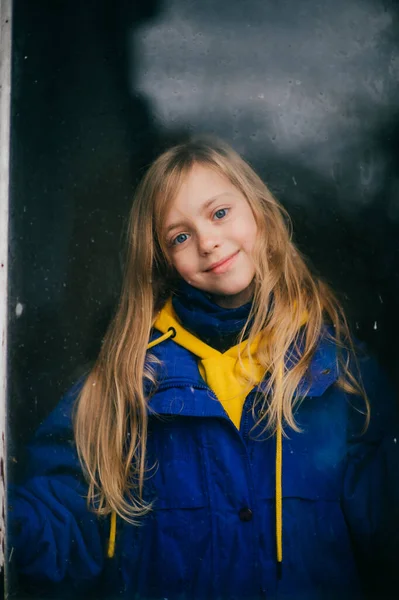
[74,136,368,522]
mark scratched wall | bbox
[8,0,399,477]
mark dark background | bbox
[7,0,399,516]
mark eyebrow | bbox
[164,192,233,235]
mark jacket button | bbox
[239,507,253,522]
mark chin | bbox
[214,282,254,298]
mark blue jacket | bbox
[9,330,399,600]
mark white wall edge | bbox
[0,0,12,572]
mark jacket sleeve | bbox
[8,380,105,586]
[342,352,399,598]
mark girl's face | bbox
[163,163,258,308]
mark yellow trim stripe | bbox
[276,422,283,564]
[107,510,117,558]
[147,328,175,349]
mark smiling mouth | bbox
[205,251,239,274]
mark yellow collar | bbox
[154,298,266,430]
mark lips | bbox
[205,251,239,274]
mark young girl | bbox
[9,137,399,600]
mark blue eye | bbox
[214,208,228,220]
[172,233,189,246]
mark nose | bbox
[197,229,220,255]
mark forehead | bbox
[165,163,238,218]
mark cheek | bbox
[241,217,258,253]
[171,253,195,278]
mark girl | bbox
[9,137,399,600]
